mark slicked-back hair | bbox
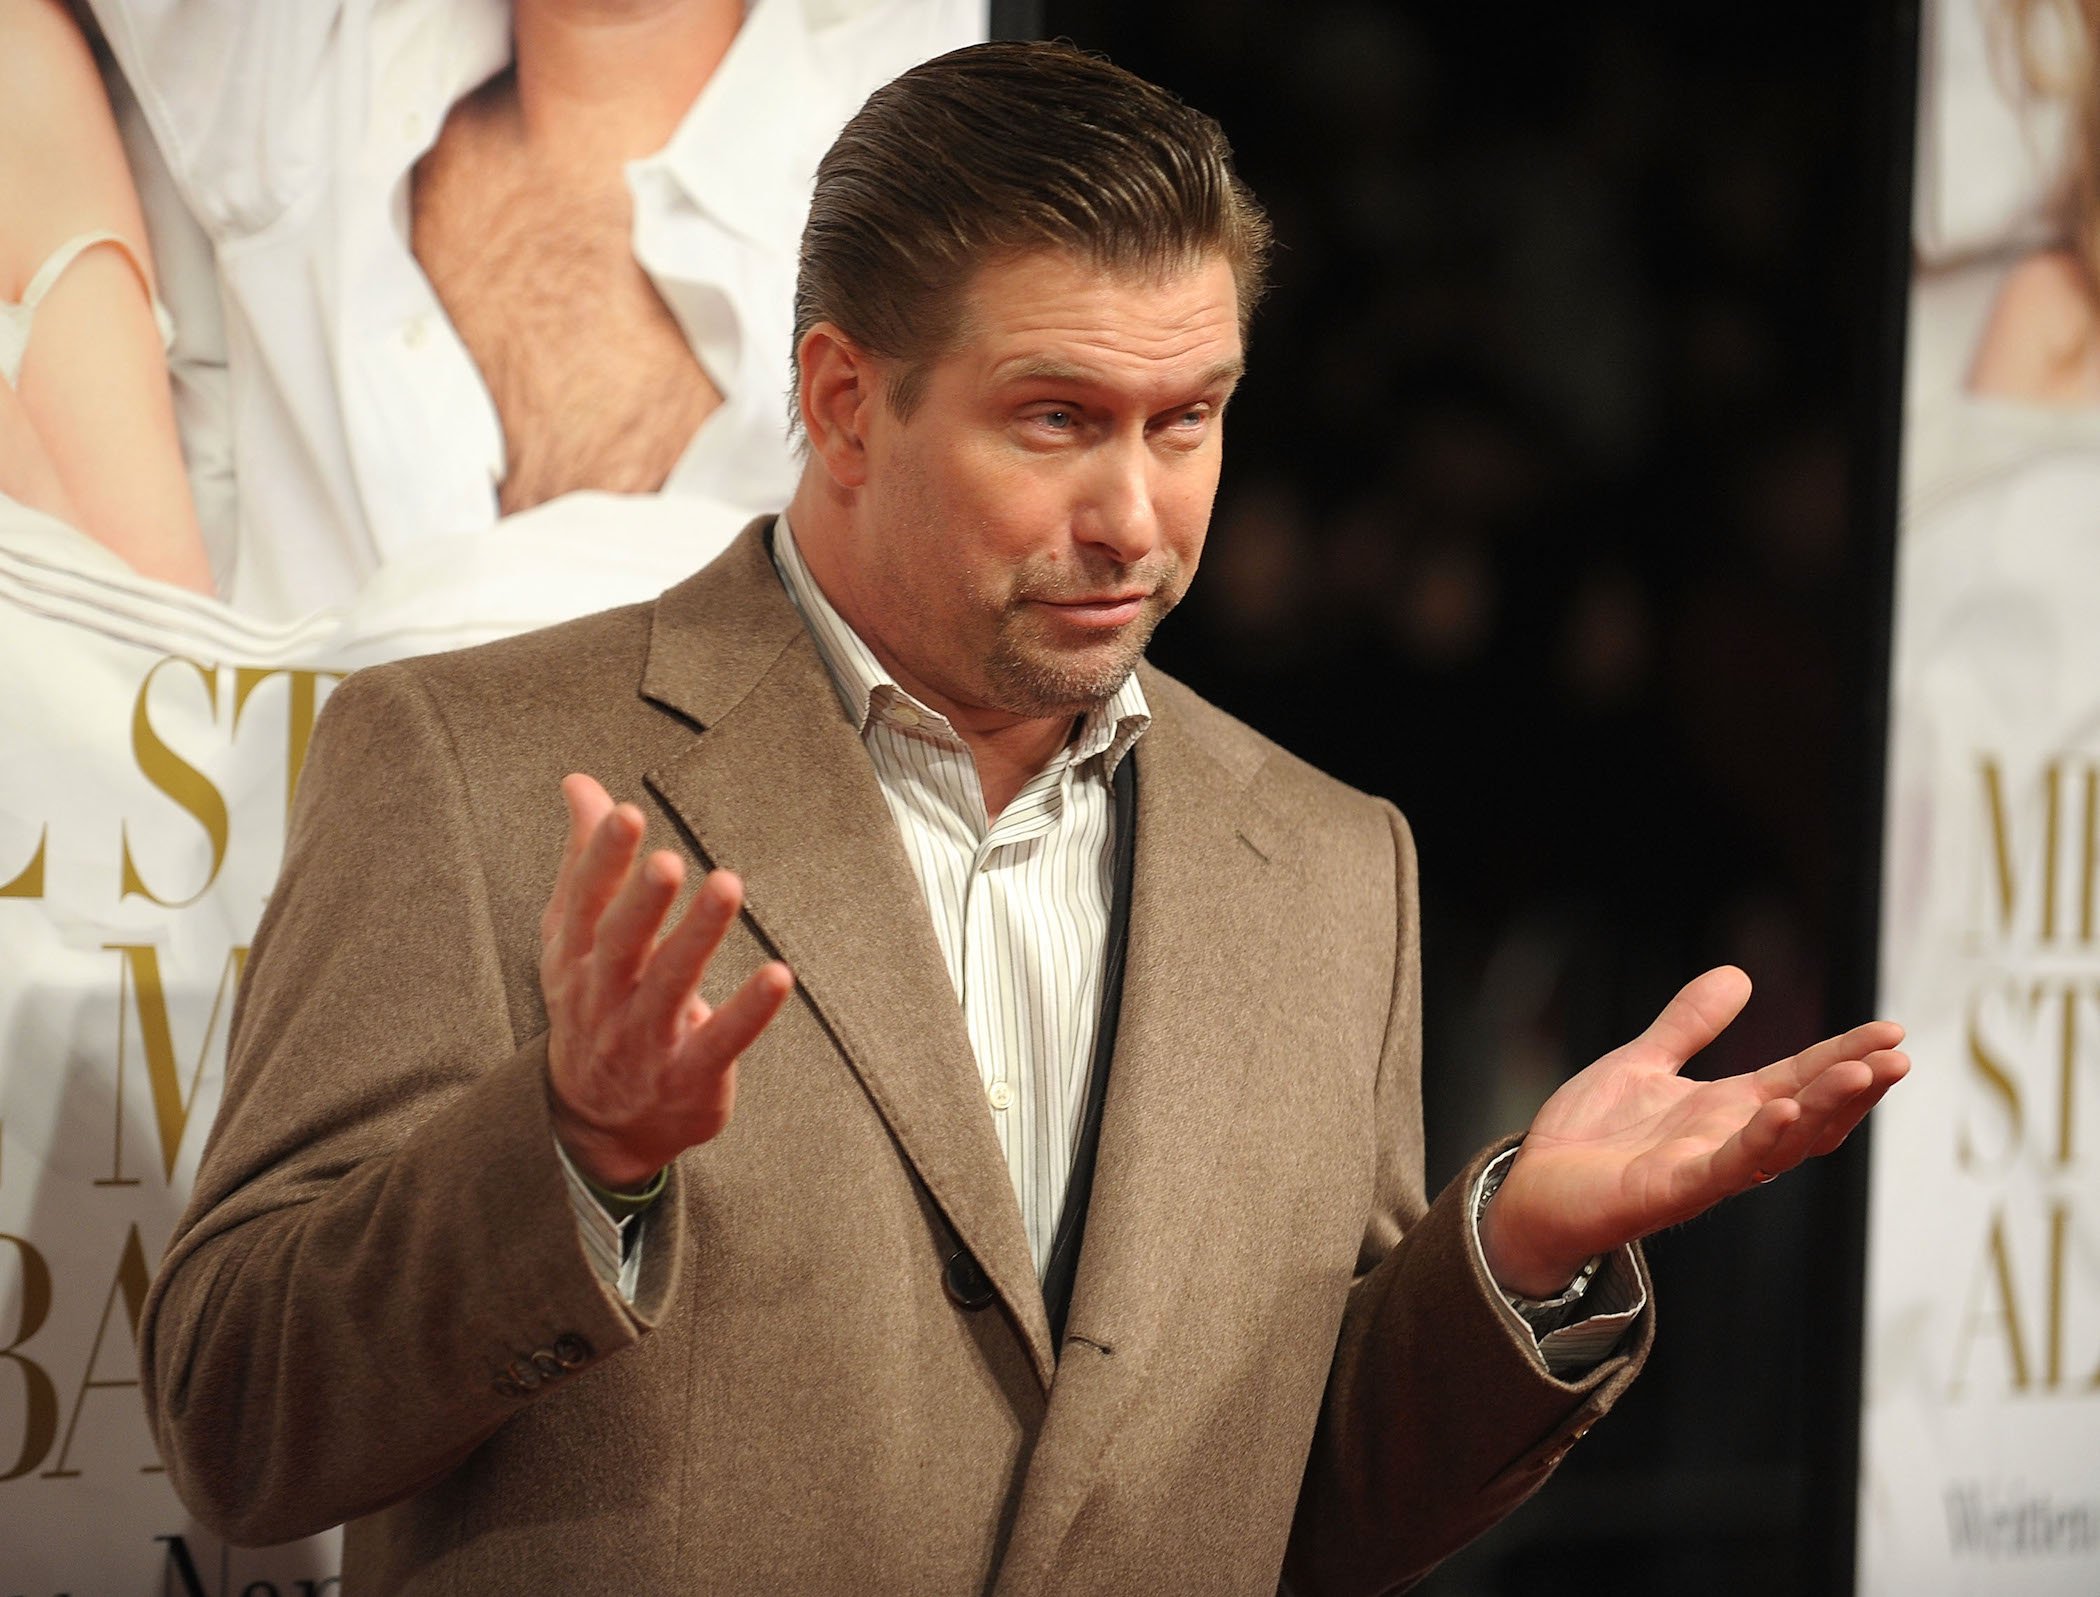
[792,39,1272,422]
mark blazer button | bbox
[944,1249,996,1311]
[506,1358,543,1392]
[494,1378,528,1400]
[553,1333,593,1369]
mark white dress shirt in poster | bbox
[82,0,987,620]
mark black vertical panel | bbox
[1818,2,1919,1593]
[988,1,1044,42]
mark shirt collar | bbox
[632,0,820,253]
[770,514,1152,777]
[401,2,811,256]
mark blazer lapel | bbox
[1064,690,1284,1353]
[638,524,1055,1383]
[995,674,1288,1584]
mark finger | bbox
[1796,1056,1876,1114]
[634,870,747,1031]
[560,802,647,957]
[1803,1048,1911,1157]
[542,774,615,940]
[1722,1046,1910,1180]
[1753,1058,1876,1172]
[673,959,795,1079]
[1754,1019,1907,1097]
[590,849,687,988]
[1636,966,1752,1072]
[1707,1096,1803,1191]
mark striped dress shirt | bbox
[772,516,1148,1278]
[562,521,1643,1376]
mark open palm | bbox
[1478,966,1909,1297]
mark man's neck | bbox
[780,494,1081,821]
[511,0,744,167]
[947,716,1082,825]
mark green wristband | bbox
[577,1164,668,1220]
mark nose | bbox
[1077,436,1161,566]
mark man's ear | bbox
[798,324,878,489]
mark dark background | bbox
[1018,3,1916,1592]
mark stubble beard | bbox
[980,589,1175,720]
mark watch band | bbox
[1474,1150,1603,1320]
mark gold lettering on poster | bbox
[0,1232,57,1483]
[120,656,229,908]
[1981,756,2020,938]
[2045,760,2063,942]
[232,666,347,817]
[2046,1200,2069,1389]
[2057,981,2087,1167]
[2036,1199,2100,1392]
[42,1223,155,1479]
[0,824,45,899]
[99,943,250,1186]
[1950,1209,2031,1395]
[2084,764,2099,943]
[1951,754,2099,1398]
[1979,754,2100,947]
[1947,990,2100,1397]
[1969,976,2100,1172]
[1962,988,2027,1171]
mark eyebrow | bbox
[993,355,1247,392]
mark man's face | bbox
[839,249,1244,727]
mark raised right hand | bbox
[538,773,794,1190]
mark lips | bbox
[1033,593,1149,627]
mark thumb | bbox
[544,773,618,934]
[1635,965,1752,1072]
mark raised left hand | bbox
[1477,965,1909,1298]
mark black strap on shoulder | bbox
[1040,748,1138,1350]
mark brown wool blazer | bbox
[140,521,1651,1596]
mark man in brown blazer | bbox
[140,42,1910,1596]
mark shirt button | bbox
[403,315,430,350]
[888,702,922,729]
[987,1081,1013,1111]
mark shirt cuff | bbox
[553,1137,656,1303]
[1469,1147,1647,1378]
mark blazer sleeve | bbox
[138,663,685,1547]
[1282,802,1655,1595]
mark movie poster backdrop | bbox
[1861,0,2100,1590]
